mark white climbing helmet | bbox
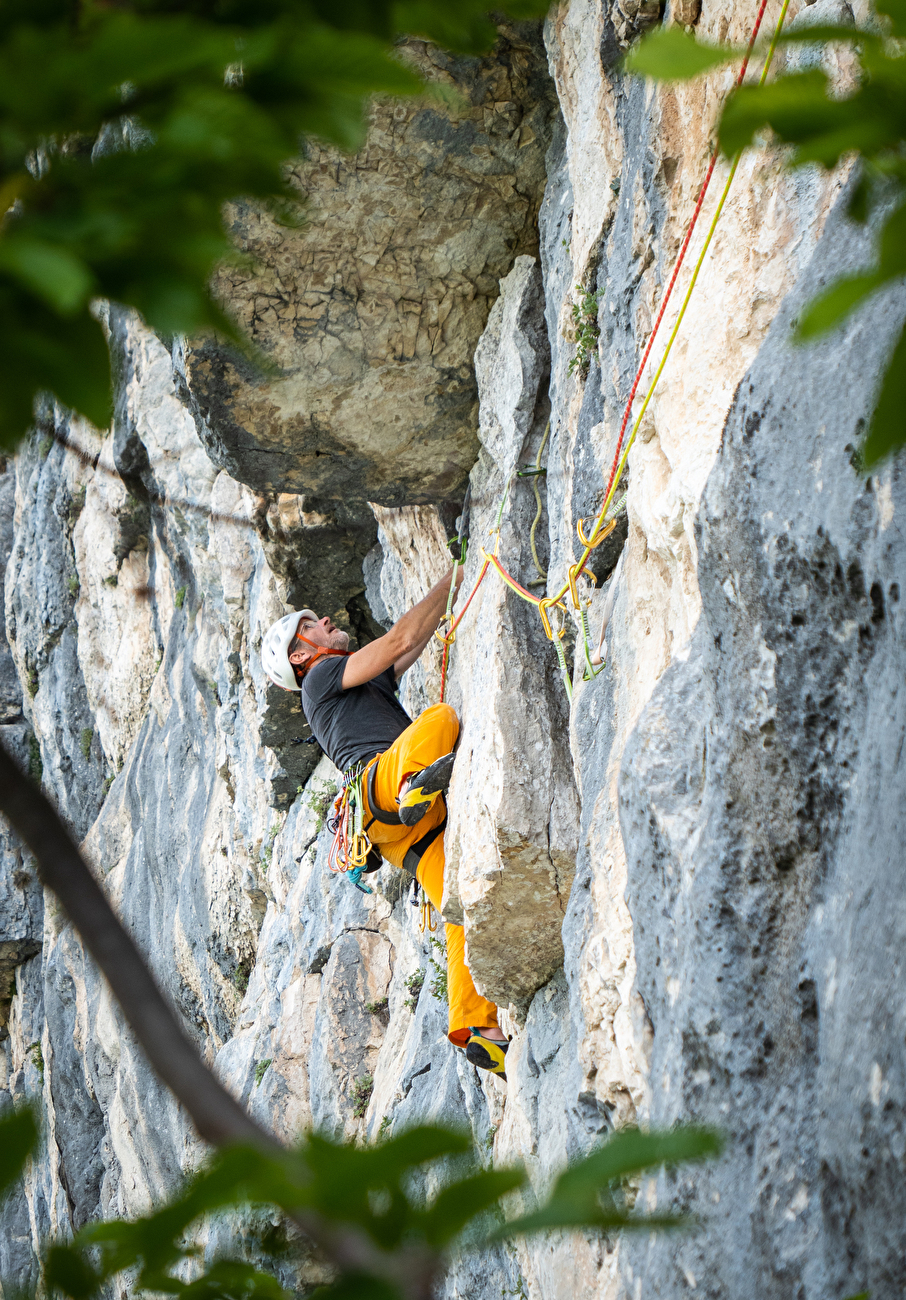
[261,609,317,691]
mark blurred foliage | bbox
[1,1105,721,1300]
[0,0,549,451]
[625,1,906,468]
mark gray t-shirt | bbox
[300,656,411,773]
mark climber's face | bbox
[287,614,349,667]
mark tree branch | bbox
[0,736,444,1299]
[0,738,271,1150]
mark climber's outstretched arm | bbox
[342,567,463,689]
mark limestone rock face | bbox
[3,4,906,1300]
[181,27,557,508]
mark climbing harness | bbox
[327,763,377,893]
[434,0,791,706]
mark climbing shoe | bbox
[465,1028,508,1079]
[398,752,455,827]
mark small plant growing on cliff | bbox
[305,778,338,832]
[567,285,602,380]
[26,1041,44,1081]
[26,666,39,698]
[174,586,187,610]
[403,969,425,1012]
[27,733,42,783]
[427,935,448,1003]
[80,728,93,761]
[260,822,281,872]
[253,1058,272,1088]
[365,996,389,1019]
[351,1073,374,1119]
[67,574,79,597]
[378,1114,392,1140]
[232,962,251,996]
[66,485,86,527]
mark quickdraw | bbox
[327,764,374,893]
[419,893,437,933]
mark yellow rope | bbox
[529,421,550,583]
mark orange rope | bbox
[437,557,491,702]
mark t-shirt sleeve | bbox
[378,665,398,693]
[301,656,347,707]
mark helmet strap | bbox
[293,633,351,685]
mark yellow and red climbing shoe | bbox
[465,1029,509,1079]
[398,752,455,827]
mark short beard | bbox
[327,628,350,652]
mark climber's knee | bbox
[415,702,459,747]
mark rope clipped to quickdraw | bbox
[327,764,374,893]
[431,0,792,714]
[551,612,573,703]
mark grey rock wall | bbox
[2,3,906,1299]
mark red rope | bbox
[440,641,449,702]
[438,559,490,703]
[601,0,773,508]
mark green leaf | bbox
[776,24,869,45]
[44,1245,103,1300]
[421,1167,526,1247]
[309,1275,399,1300]
[300,1126,470,1248]
[0,289,111,446]
[878,201,906,278]
[492,1126,723,1240]
[391,1,550,54]
[180,1259,289,1300]
[860,319,906,468]
[846,171,872,224]
[876,0,906,36]
[795,273,882,339]
[0,1106,38,1201]
[719,70,836,154]
[0,237,95,315]
[625,27,739,81]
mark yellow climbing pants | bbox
[363,702,498,1045]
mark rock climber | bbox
[261,572,509,1079]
